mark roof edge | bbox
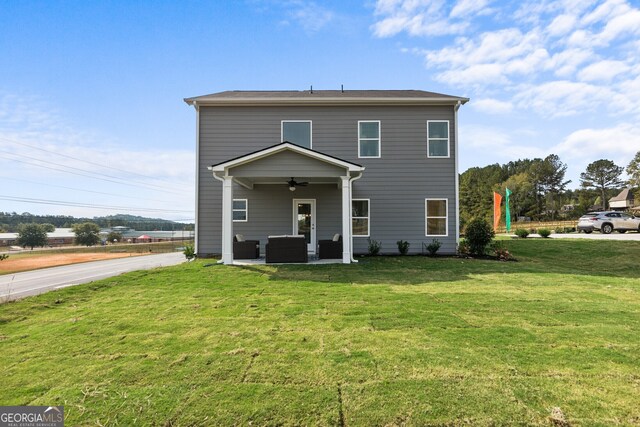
[185,96,469,107]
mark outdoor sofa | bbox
[265,235,308,263]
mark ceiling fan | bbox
[287,177,308,191]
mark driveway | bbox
[0,252,185,302]
[501,232,640,241]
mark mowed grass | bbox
[1,239,639,426]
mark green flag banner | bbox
[505,188,512,233]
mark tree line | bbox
[0,213,193,233]
[460,151,640,227]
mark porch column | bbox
[341,175,352,264]
[221,175,234,264]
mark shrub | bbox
[554,227,564,234]
[515,228,529,238]
[491,241,513,261]
[538,228,551,238]
[457,240,471,257]
[183,244,196,261]
[397,240,410,255]
[426,239,441,256]
[0,254,8,261]
[367,238,381,256]
[464,218,495,256]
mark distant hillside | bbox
[0,212,193,233]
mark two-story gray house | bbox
[185,90,468,264]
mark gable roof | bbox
[609,188,635,202]
[185,90,469,107]
[209,142,364,174]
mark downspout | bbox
[194,102,200,255]
[349,171,364,263]
[454,100,462,245]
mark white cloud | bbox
[577,59,630,81]
[514,80,622,117]
[471,98,513,114]
[287,1,334,32]
[450,0,493,18]
[460,124,546,160]
[552,124,640,181]
[371,0,470,37]
[547,14,578,37]
[0,93,194,219]
[423,28,548,85]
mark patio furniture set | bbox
[233,234,342,263]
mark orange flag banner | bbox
[493,192,503,231]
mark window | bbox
[233,199,248,222]
[425,199,448,236]
[282,121,312,149]
[358,121,380,158]
[427,121,450,158]
[352,199,370,236]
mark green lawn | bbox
[1,239,639,426]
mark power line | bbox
[1,176,181,204]
[0,151,187,196]
[0,135,185,187]
[0,195,193,214]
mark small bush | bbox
[515,229,530,238]
[397,240,410,255]
[426,239,441,256]
[367,238,381,256]
[565,227,576,233]
[538,228,551,238]
[554,227,564,234]
[0,254,8,261]
[183,244,196,261]
[491,241,513,261]
[464,218,495,256]
[457,240,471,257]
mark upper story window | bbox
[282,121,312,149]
[427,121,450,158]
[358,121,381,158]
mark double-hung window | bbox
[358,121,380,158]
[425,199,447,236]
[427,121,450,158]
[282,121,312,149]
[233,199,248,222]
[352,199,370,237]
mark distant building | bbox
[609,188,635,211]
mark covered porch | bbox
[208,143,365,265]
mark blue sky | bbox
[1,0,639,220]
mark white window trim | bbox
[425,198,448,237]
[352,198,370,237]
[281,120,312,149]
[427,120,450,158]
[358,120,381,159]
[233,198,248,222]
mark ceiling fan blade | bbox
[298,182,309,186]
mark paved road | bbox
[0,252,185,302]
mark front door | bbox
[293,199,316,253]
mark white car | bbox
[580,211,640,234]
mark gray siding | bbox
[230,150,345,178]
[197,106,457,256]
